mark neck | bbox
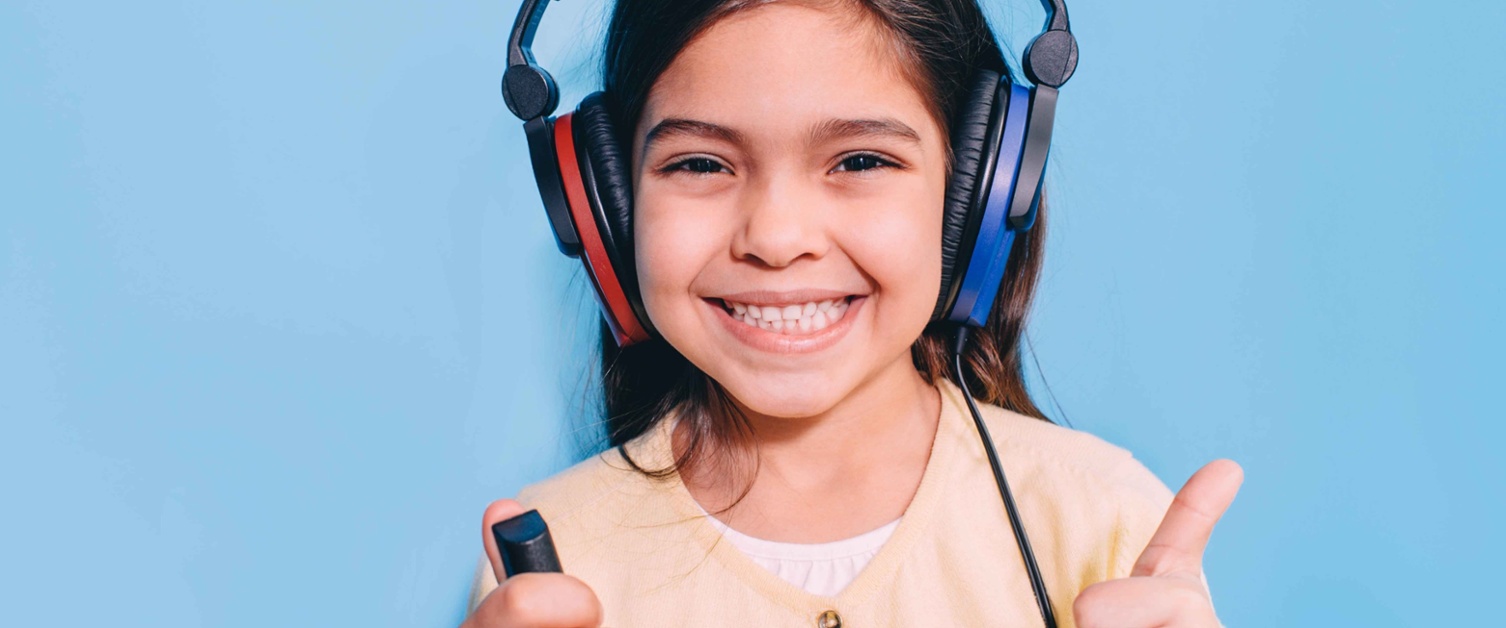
[677,357,943,538]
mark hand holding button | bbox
[461,499,603,628]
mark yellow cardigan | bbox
[468,378,1177,627]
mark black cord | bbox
[951,326,1058,628]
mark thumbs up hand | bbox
[1072,459,1243,628]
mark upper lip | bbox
[711,289,863,306]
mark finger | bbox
[1132,458,1243,579]
[482,498,528,584]
[474,572,603,628]
[1073,577,1216,628]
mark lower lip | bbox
[706,297,867,354]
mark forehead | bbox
[636,2,940,146]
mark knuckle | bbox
[475,574,601,627]
[1071,582,1114,628]
[1134,545,1186,576]
[467,588,512,626]
[1172,491,1218,523]
[1169,580,1211,610]
[495,574,553,620]
[564,576,605,624]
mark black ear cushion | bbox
[935,70,1003,320]
[572,92,647,321]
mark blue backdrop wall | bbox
[3,1,1501,625]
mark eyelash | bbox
[660,157,728,176]
[831,152,900,173]
[658,152,902,177]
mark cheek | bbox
[633,193,722,326]
[844,186,946,327]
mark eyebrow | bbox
[807,117,922,146]
[640,116,922,159]
[642,118,746,156]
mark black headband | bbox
[501,0,1077,120]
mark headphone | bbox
[502,0,1077,347]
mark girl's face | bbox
[632,2,948,418]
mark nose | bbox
[730,171,831,268]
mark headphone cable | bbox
[951,326,1058,628]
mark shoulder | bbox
[973,399,1172,511]
[936,381,1174,578]
[512,417,695,562]
[514,439,660,528]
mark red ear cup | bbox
[552,113,651,346]
[571,93,657,344]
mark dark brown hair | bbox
[580,0,1054,492]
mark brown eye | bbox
[832,153,895,173]
[665,157,728,175]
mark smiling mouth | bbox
[717,296,854,335]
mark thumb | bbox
[1132,459,1243,579]
[482,498,529,584]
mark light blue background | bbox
[2,0,1501,625]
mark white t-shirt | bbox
[695,502,901,597]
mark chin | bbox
[712,370,851,419]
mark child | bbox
[466,0,1240,626]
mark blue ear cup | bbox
[934,73,1036,327]
[935,2,1077,329]
[947,81,1033,327]
[936,70,1002,320]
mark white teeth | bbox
[721,296,854,335]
